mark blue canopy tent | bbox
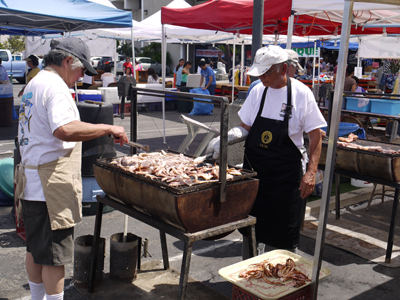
[290,40,359,51]
[0,26,61,36]
[0,0,132,31]
[282,40,359,50]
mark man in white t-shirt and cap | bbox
[206,45,326,257]
[17,37,128,300]
[285,49,304,77]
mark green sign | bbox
[292,47,320,58]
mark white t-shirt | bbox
[238,78,326,150]
[82,73,93,85]
[101,73,115,87]
[18,70,80,201]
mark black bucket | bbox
[74,235,105,288]
[110,233,141,282]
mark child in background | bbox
[147,68,159,83]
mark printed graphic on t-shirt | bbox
[279,103,292,119]
[19,92,34,146]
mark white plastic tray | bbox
[219,250,331,300]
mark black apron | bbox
[241,76,303,249]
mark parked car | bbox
[90,56,101,69]
[116,57,170,76]
[137,57,170,76]
[97,55,126,73]
[0,49,43,83]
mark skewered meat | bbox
[238,258,310,288]
[110,151,243,187]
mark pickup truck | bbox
[0,49,42,84]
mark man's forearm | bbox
[307,129,322,176]
[54,120,112,142]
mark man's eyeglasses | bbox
[260,63,283,77]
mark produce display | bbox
[110,150,243,187]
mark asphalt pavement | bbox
[0,82,400,300]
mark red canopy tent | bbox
[161,0,292,34]
[161,0,399,36]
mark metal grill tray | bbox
[95,150,257,195]
[319,139,400,182]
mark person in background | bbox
[123,57,133,74]
[344,65,357,92]
[17,36,128,300]
[147,68,159,84]
[206,46,326,258]
[285,49,304,78]
[352,76,366,93]
[101,65,116,87]
[18,55,40,96]
[199,60,216,95]
[0,57,8,82]
[125,66,133,77]
[180,61,192,87]
[174,58,184,87]
[135,60,143,71]
[319,58,326,71]
[79,73,95,89]
[197,58,205,74]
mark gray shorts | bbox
[21,200,74,266]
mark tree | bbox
[139,42,172,65]
[2,36,25,54]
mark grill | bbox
[319,139,400,182]
[93,152,259,233]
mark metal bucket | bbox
[110,233,141,282]
[74,235,105,288]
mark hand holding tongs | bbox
[109,134,150,152]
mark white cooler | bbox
[98,87,119,104]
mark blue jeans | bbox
[207,84,216,95]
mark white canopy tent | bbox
[358,35,400,58]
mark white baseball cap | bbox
[247,45,288,77]
[285,49,304,71]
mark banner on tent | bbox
[196,49,224,58]
[291,47,320,58]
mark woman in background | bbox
[180,61,192,87]
[135,60,143,71]
[101,65,116,87]
[147,68,159,84]
[125,67,133,77]
[174,58,184,87]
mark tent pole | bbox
[241,42,245,86]
[312,42,316,92]
[162,24,166,144]
[251,0,264,62]
[310,1,354,299]
[286,13,294,49]
[131,27,136,81]
[232,34,236,99]
[186,43,189,61]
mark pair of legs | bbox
[26,252,65,295]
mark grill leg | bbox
[88,200,104,293]
[335,174,341,220]
[160,230,170,270]
[178,241,193,300]
[247,225,257,257]
[386,188,400,263]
